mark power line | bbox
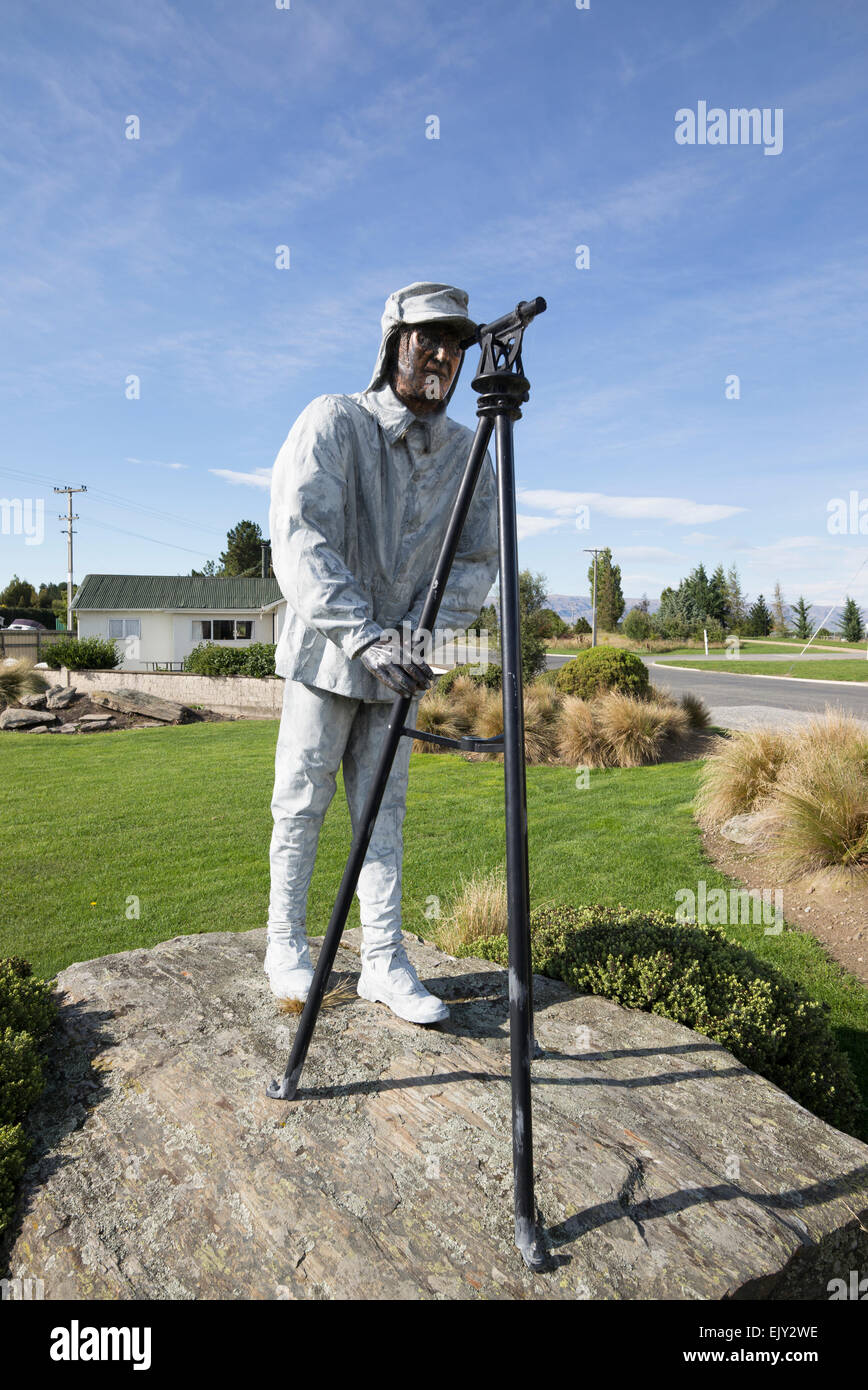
[0,465,228,538]
[79,516,214,558]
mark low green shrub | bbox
[435,663,502,696]
[555,647,650,700]
[0,958,57,1037]
[182,642,277,677]
[0,957,58,1238]
[44,636,120,671]
[0,1029,43,1121]
[0,1125,29,1237]
[243,643,277,678]
[458,904,863,1133]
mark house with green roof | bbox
[72,575,287,670]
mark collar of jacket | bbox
[361,383,450,452]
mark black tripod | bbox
[267,296,548,1271]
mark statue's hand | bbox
[360,637,434,697]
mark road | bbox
[543,652,868,730]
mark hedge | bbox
[458,904,863,1134]
[0,607,57,630]
[0,958,58,1239]
[43,636,121,671]
[554,646,650,699]
[183,641,277,677]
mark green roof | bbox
[72,574,284,612]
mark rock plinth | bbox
[6,929,868,1300]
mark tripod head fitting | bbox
[468,294,547,418]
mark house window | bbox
[192,618,253,641]
[108,618,140,638]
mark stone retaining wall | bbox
[58,666,285,718]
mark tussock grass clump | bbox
[556,695,615,768]
[447,675,485,731]
[595,690,683,767]
[0,660,49,711]
[411,691,464,754]
[470,690,557,764]
[277,975,357,1014]
[765,713,868,877]
[697,728,791,827]
[679,691,712,730]
[438,866,508,956]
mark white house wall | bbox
[76,607,284,670]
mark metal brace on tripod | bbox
[267,295,548,1271]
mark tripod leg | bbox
[267,414,495,1102]
[495,412,546,1271]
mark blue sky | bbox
[1,0,867,615]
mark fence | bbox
[0,630,68,663]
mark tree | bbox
[532,607,569,639]
[588,548,624,632]
[791,596,812,642]
[725,565,747,630]
[36,580,65,606]
[746,594,772,637]
[573,616,592,635]
[518,569,549,681]
[0,575,38,607]
[219,520,265,577]
[622,606,654,643]
[839,596,865,643]
[474,601,499,645]
[708,565,730,626]
[771,582,788,635]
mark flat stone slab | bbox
[46,686,79,710]
[6,930,868,1300]
[0,707,59,730]
[88,688,193,724]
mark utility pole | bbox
[54,486,87,634]
[584,548,602,647]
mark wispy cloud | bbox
[516,515,565,541]
[518,490,746,526]
[210,467,273,489]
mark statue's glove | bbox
[360,636,435,697]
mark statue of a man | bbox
[266,283,499,1024]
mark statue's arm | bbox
[269,396,382,659]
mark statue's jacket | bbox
[269,383,499,701]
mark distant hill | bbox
[480,591,859,634]
[545,593,661,621]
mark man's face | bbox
[390,324,463,416]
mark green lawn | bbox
[656,658,868,682]
[660,641,856,657]
[2,719,866,1121]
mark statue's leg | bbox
[342,694,449,1024]
[266,680,357,995]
